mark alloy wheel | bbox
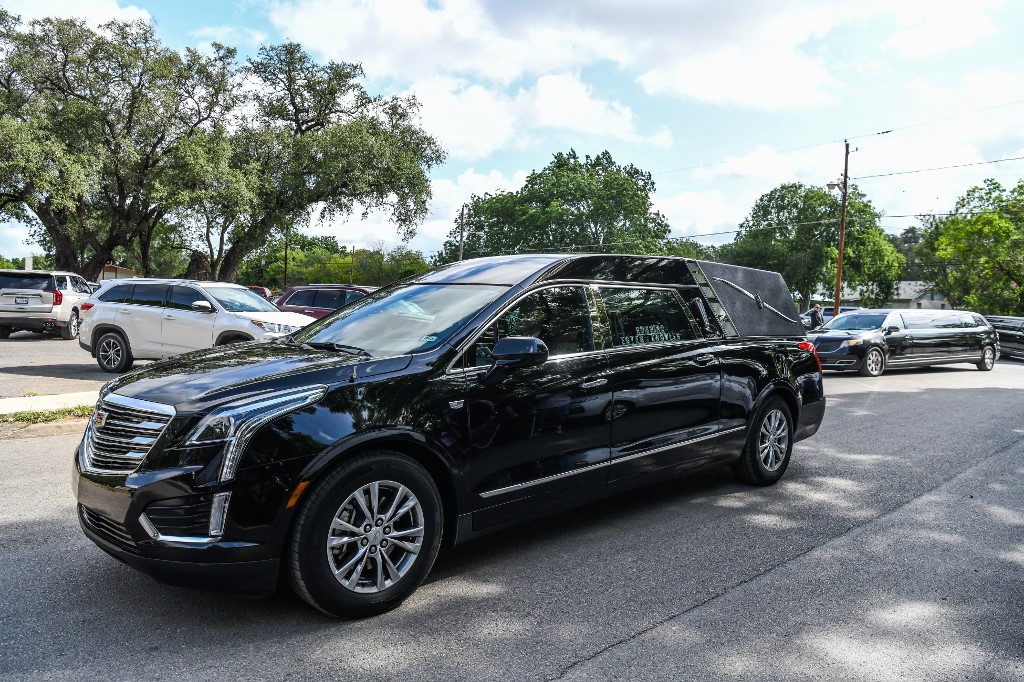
[758,409,789,472]
[325,480,425,594]
[99,337,122,370]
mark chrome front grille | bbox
[80,505,137,552]
[82,394,175,474]
[814,339,844,353]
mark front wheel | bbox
[288,451,442,618]
[96,331,134,373]
[977,345,995,371]
[858,347,885,377]
[734,397,793,486]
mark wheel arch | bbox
[215,331,254,345]
[87,323,128,356]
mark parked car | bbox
[987,315,1024,359]
[807,308,998,377]
[247,285,274,300]
[78,279,316,372]
[0,269,94,340]
[73,255,826,617]
[800,305,862,329]
[276,284,377,319]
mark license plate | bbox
[14,297,29,305]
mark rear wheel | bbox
[288,451,442,618]
[734,397,793,486]
[96,331,134,373]
[977,344,995,371]
[60,311,79,340]
[858,347,885,377]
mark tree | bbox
[918,179,1024,314]
[434,150,671,264]
[213,43,445,281]
[723,182,903,310]
[0,12,236,277]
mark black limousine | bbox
[808,308,998,377]
[987,315,1024,360]
[74,254,826,617]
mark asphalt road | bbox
[0,331,121,398]
[1,361,1023,680]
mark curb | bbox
[0,391,98,415]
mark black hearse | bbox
[74,255,826,617]
[808,308,998,377]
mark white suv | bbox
[79,279,315,372]
[0,269,94,340]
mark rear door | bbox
[0,272,56,315]
[597,285,722,487]
[278,289,318,317]
[992,318,1024,356]
[116,284,168,356]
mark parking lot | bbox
[1,343,1023,680]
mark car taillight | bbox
[797,340,822,373]
[81,302,94,311]
[46,289,62,306]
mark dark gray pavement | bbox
[1,361,1022,680]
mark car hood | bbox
[230,310,316,326]
[103,343,412,411]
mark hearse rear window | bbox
[599,287,699,348]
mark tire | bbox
[60,311,79,340]
[734,397,793,486]
[977,344,995,371]
[858,347,885,377]
[288,451,443,618]
[96,331,134,373]
[0,325,10,339]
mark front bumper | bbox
[73,443,282,595]
[816,349,864,371]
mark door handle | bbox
[694,353,716,365]
[164,315,175,320]
[303,310,315,314]
[119,309,131,315]
[579,378,608,389]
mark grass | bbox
[0,405,94,426]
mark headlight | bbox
[845,339,862,346]
[250,320,300,334]
[185,385,327,481]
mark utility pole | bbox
[283,224,290,288]
[458,205,466,261]
[832,140,851,319]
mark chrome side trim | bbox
[139,512,217,546]
[477,426,745,499]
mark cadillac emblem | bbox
[94,411,108,429]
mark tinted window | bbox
[599,287,698,347]
[822,313,888,330]
[284,289,315,307]
[72,277,92,294]
[55,276,69,290]
[971,314,988,327]
[905,313,962,329]
[168,286,208,311]
[464,286,594,367]
[347,290,367,303]
[130,284,168,307]
[0,273,54,290]
[885,313,906,329]
[98,284,133,304]
[313,289,348,309]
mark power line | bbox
[652,97,1024,177]
[854,155,1024,180]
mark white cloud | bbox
[3,0,149,25]
[882,0,1001,58]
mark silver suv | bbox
[0,269,93,339]
[79,279,316,372]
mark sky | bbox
[2,0,1024,262]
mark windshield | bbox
[822,313,888,331]
[293,283,508,356]
[204,286,282,313]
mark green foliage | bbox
[434,150,671,263]
[918,179,1024,314]
[236,233,429,289]
[0,405,93,425]
[723,182,903,309]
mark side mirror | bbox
[885,326,900,335]
[481,336,548,386]
[191,300,214,314]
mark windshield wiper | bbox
[305,341,373,358]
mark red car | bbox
[275,284,377,319]
[247,286,273,300]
